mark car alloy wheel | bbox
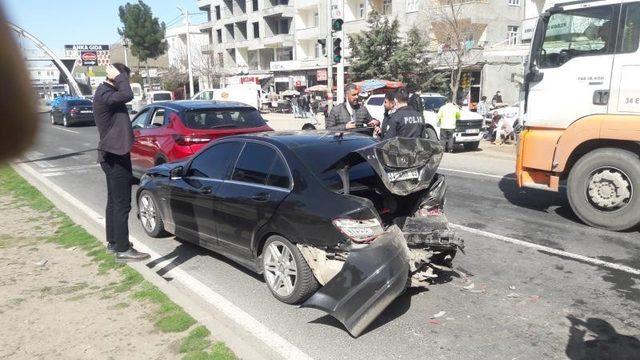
[50,113,55,125]
[63,115,69,127]
[263,240,298,298]
[139,193,157,234]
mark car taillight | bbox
[172,135,213,146]
[332,218,383,243]
[70,108,79,115]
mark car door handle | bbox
[199,186,213,194]
[251,193,270,202]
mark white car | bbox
[192,84,261,110]
[485,103,521,128]
[364,93,484,151]
[147,90,173,105]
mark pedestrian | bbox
[381,88,424,140]
[302,94,311,119]
[93,63,150,262]
[495,112,514,145]
[407,85,424,114]
[477,95,489,118]
[437,100,461,152]
[291,95,300,118]
[325,83,379,131]
[492,91,503,107]
[375,91,396,138]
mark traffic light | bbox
[332,18,343,31]
[333,38,342,64]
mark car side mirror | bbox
[170,166,184,180]
[526,66,544,83]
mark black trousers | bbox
[100,152,133,252]
[440,129,455,152]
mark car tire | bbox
[463,141,480,151]
[63,115,69,127]
[567,148,640,231]
[137,190,168,238]
[262,235,319,304]
[424,127,438,141]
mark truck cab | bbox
[519,0,640,230]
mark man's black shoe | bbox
[107,242,132,254]
[115,247,150,263]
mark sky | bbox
[3,0,207,56]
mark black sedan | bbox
[136,131,462,336]
[50,98,95,127]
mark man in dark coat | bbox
[325,83,378,130]
[93,63,150,262]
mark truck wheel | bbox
[463,141,480,151]
[567,148,640,231]
[262,235,319,304]
[425,127,438,141]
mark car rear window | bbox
[67,100,92,107]
[153,93,172,101]
[183,108,267,130]
[367,97,384,106]
[293,138,377,189]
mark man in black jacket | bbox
[381,88,424,140]
[94,63,150,262]
[325,83,378,130]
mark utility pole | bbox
[178,6,195,98]
[121,38,129,67]
[326,0,334,112]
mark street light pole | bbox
[178,6,195,98]
[121,38,129,67]
[326,0,334,112]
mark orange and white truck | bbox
[518,0,640,230]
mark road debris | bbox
[35,259,48,267]
[428,319,441,325]
[431,311,446,319]
[507,293,521,299]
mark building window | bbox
[314,12,319,27]
[358,2,365,18]
[278,18,290,34]
[276,47,293,61]
[406,0,419,12]
[215,5,221,19]
[217,52,224,66]
[217,29,223,43]
[507,25,519,45]
[253,22,260,38]
[252,0,258,11]
[507,0,520,6]
[315,39,326,58]
[383,0,392,15]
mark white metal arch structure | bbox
[9,22,83,96]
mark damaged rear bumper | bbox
[301,226,410,337]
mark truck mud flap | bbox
[301,226,410,337]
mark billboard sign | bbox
[65,44,109,51]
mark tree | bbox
[348,11,441,92]
[422,0,485,103]
[118,1,167,85]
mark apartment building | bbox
[197,0,527,101]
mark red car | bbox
[130,100,272,177]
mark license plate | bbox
[465,129,479,134]
[387,168,419,182]
[81,110,92,114]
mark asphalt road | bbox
[16,114,640,360]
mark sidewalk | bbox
[0,166,236,360]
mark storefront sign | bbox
[80,51,98,66]
[316,69,327,81]
[270,60,301,71]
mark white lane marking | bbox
[440,167,514,180]
[23,151,54,168]
[41,164,99,173]
[13,162,314,360]
[451,223,640,276]
[51,127,79,134]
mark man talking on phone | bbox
[93,63,150,262]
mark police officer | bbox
[381,88,424,140]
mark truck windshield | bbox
[183,108,266,129]
[423,96,447,112]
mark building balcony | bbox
[262,5,296,18]
[199,21,215,30]
[201,43,217,53]
[299,58,326,69]
[296,26,323,40]
[197,0,211,11]
[295,0,318,9]
[263,34,295,47]
[343,19,368,35]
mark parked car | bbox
[127,82,146,114]
[364,93,484,151]
[147,90,173,105]
[129,100,273,177]
[50,98,94,127]
[136,132,462,337]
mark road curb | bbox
[12,162,312,360]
